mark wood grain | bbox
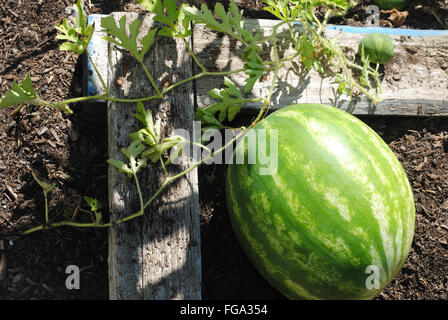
[107,12,201,300]
[193,19,448,116]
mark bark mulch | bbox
[0,0,447,300]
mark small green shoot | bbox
[31,169,56,226]
[83,196,102,225]
[55,0,94,54]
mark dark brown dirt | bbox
[332,0,448,30]
[0,0,447,300]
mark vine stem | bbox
[51,68,248,107]
[115,126,249,225]
[182,37,206,72]
[86,47,109,96]
[20,125,250,234]
[44,191,49,226]
[305,22,381,104]
[18,3,385,237]
[139,59,163,98]
[133,170,145,216]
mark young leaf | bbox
[74,0,88,34]
[108,140,147,178]
[0,73,37,108]
[184,0,252,42]
[197,77,244,126]
[31,169,56,194]
[132,102,160,146]
[262,0,290,20]
[196,108,223,128]
[242,45,265,93]
[83,196,99,212]
[141,135,185,163]
[55,0,93,54]
[155,1,193,39]
[101,15,158,61]
[166,137,188,165]
[107,158,133,177]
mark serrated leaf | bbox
[59,41,78,52]
[74,0,87,35]
[55,0,92,54]
[135,0,158,11]
[299,34,317,71]
[141,135,184,163]
[0,73,37,108]
[132,102,160,146]
[158,26,176,37]
[55,19,79,43]
[184,0,252,42]
[242,45,264,93]
[196,108,223,128]
[101,15,158,61]
[107,158,133,176]
[121,140,146,162]
[135,0,192,38]
[83,196,99,212]
[200,77,244,124]
[166,138,188,165]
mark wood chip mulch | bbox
[0,0,447,300]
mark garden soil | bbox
[0,0,447,300]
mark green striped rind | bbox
[359,33,394,64]
[226,104,415,300]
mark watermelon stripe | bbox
[226,104,415,300]
[272,109,392,279]
[277,107,414,280]
[227,173,320,299]
[229,132,370,297]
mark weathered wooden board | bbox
[194,19,448,116]
[107,12,201,300]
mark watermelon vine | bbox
[0,0,386,238]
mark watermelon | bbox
[359,33,394,64]
[374,0,408,10]
[226,104,415,300]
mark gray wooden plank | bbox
[107,12,201,300]
[193,19,448,116]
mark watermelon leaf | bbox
[242,44,265,93]
[0,73,37,108]
[101,15,158,61]
[184,0,252,42]
[55,0,93,54]
[107,158,133,177]
[199,77,244,125]
[136,0,192,38]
